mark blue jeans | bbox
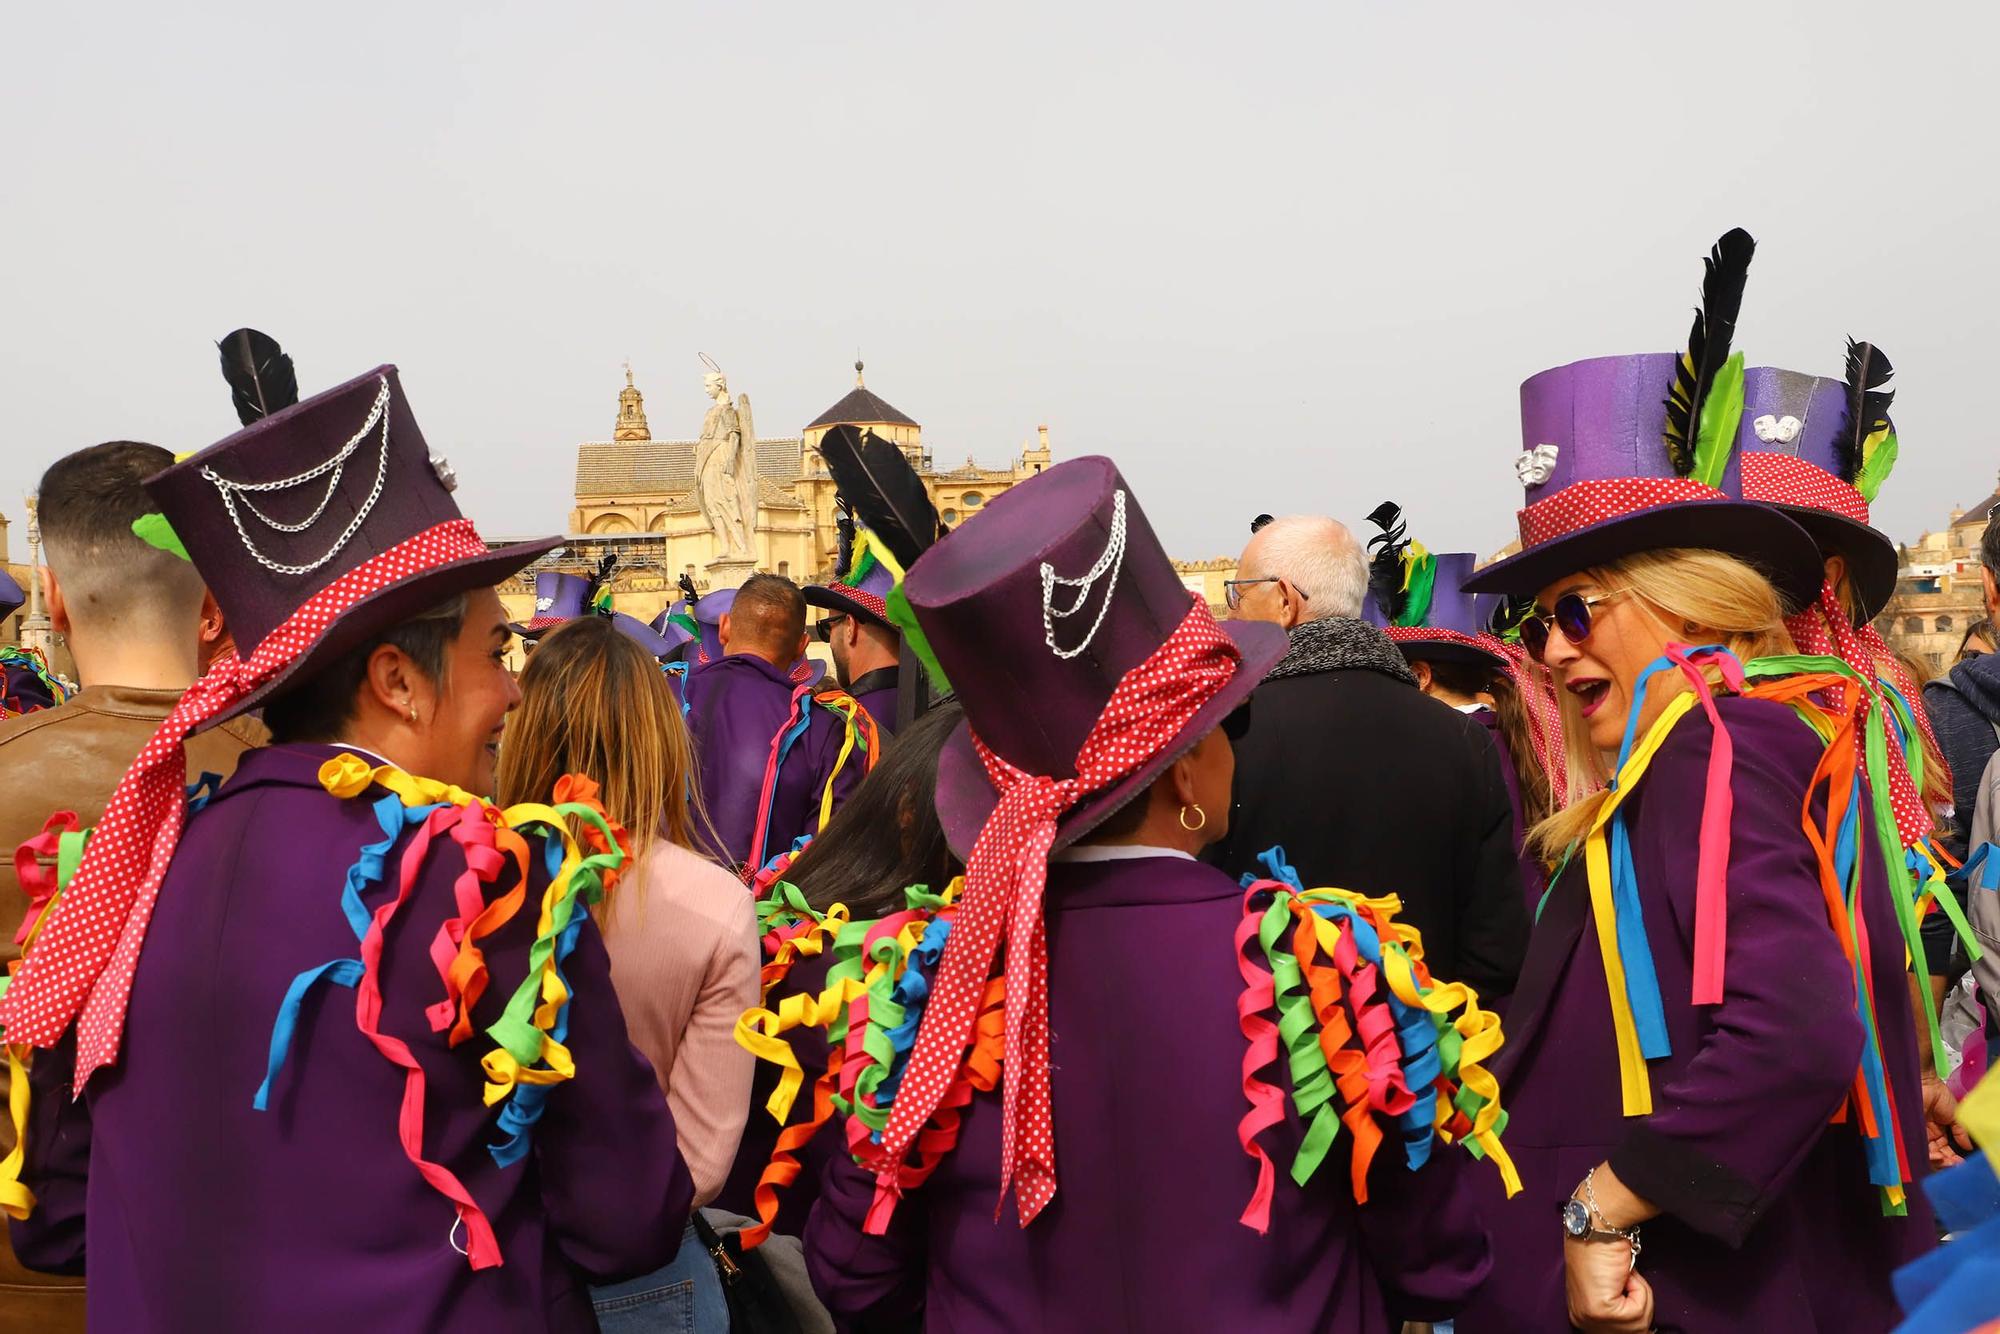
[590,1220,729,1333]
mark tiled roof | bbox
[574,437,805,497]
[806,387,919,430]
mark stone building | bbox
[498,363,1057,635]
[1874,475,2000,675]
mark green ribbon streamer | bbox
[487,802,621,1064]
[886,583,952,695]
[1257,897,1341,1186]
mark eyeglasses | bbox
[1518,589,1632,663]
[1223,577,1308,611]
[812,613,849,643]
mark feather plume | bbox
[217,328,299,427]
[1485,594,1537,643]
[678,572,700,607]
[834,502,856,579]
[1662,229,1755,480]
[587,553,619,614]
[814,425,943,571]
[1365,501,1411,623]
[1831,338,1896,493]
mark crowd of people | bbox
[3,230,2000,1333]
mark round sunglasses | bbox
[1518,589,1631,663]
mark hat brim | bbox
[1392,636,1509,673]
[1462,501,1825,610]
[933,618,1287,860]
[1772,506,1898,623]
[194,536,561,731]
[804,583,892,628]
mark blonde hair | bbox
[495,617,720,924]
[1527,548,1795,860]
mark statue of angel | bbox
[693,358,757,559]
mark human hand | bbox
[1923,1074,1974,1169]
[1563,1234,1653,1333]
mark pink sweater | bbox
[599,838,761,1205]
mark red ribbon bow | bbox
[0,519,493,1087]
[864,594,1242,1228]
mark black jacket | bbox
[1206,616,1529,1000]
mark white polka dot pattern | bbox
[867,593,1240,1227]
[1784,586,1931,845]
[1741,454,1871,524]
[0,519,493,1086]
[1517,478,1726,548]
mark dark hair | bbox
[787,701,964,918]
[1488,677,1554,829]
[264,593,469,743]
[37,441,175,557]
[1420,656,1498,701]
[1960,617,1994,659]
[1983,508,2000,577]
[731,573,806,653]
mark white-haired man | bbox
[1208,514,1528,999]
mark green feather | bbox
[1855,428,1899,503]
[669,611,699,637]
[1396,552,1437,628]
[843,546,880,590]
[131,513,190,562]
[1688,352,1744,489]
[885,583,951,694]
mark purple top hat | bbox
[1736,352,1899,620]
[906,456,1286,858]
[512,570,677,658]
[690,588,735,666]
[145,366,558,726]
[648,604,697,657]
[1366,550,1507,672]
[803,546,895,627]
[1461,353,1822,605]
[0,569,24,619]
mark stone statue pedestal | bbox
[18,611,52,659]
[704,556,758,591]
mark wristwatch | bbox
[1560,1168,1643,1260]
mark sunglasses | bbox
[1518,589,1631,663]
[812,613,849,643]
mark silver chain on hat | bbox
[201,375,393,577]
[1041,489,1127,660]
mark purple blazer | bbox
[1471,708,1548,913]
[1457,697,1936,1332]
[805,854,1494,1331]
[685,654,866,871]
[846,665,899,740]
[12,744,691,1332]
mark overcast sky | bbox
[5,1,1996,565]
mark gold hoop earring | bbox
[1178,803,1207,832]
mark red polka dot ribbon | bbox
[864,594,1241,1228]
[1517,478,1726,549]
[1785,584,1932,846]
[1383,627,1492,655]
[1741,454,1871,524]
[0,519,494,1087]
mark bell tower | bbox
[613,362,651,442]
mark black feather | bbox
[814,425,943,571]
[834,503,856,579]
[1365,501,1410,623]
[678,572,700,607]
[1831,339,1895,486]
[587,553,618,614]
[1486,593,1537,640]
[217,328,299,427]
[1661,228,1755,476]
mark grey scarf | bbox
[1263,615,1417,685]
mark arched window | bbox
[1905,616,1926,634]
[941,508,959,525]
[1938,614,1955,632]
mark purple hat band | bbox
[144,365,558,726]
[905,455,1286,857]
[1462,354,1823,605]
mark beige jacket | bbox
[599,838,760,1205]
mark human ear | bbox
[42,568,69,638]
[364,643,422,722]
[718,611,734,651]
